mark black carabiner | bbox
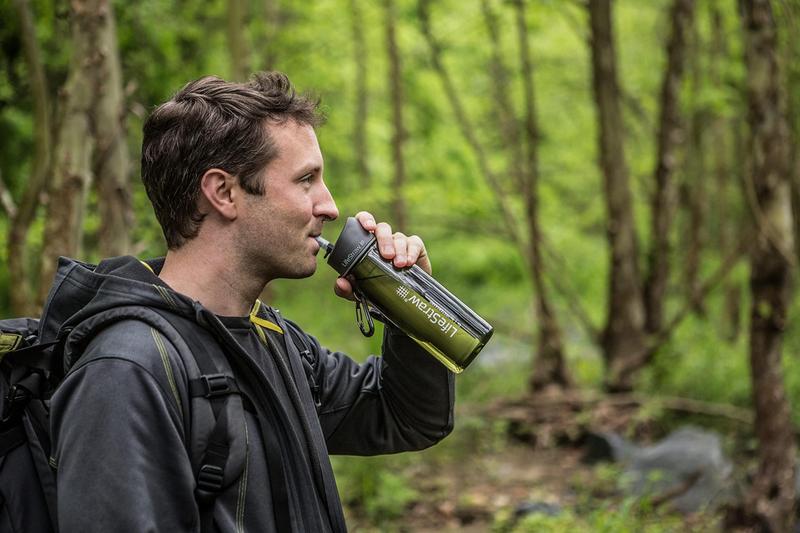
[354,292,375,337]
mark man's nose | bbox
[315,181,339,221]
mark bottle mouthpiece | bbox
[315,236,334,258]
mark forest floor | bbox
[342,392,747,532]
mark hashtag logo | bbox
[396,286,409,299]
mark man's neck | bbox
[158,245,266,317]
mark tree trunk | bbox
[8,0,52,316]
[350,0,370,187]
[385,0,407,232]
[262,0,280,70]
[94,0,131,257]
[481,0,524,191]
[227,0,248,81]
[513,0,571,392]
[682,14,705,316]
[739,0,797,530]
[588,0,647,392]
[38,0,103,304]
[643,0,695,334]
[709,2,741,341]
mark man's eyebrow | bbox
[299,165,322,176]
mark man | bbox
[44,72,454,532]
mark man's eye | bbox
[299,173,313,183]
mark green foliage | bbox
[332,455,419,524]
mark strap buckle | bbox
[196,464,225,493]
[1,384,32,424]
[198,374,234,398]
[195,463,225,505]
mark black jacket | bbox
[43,256,455,532]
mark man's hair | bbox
[141,71,323,249]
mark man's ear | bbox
[199,169,239,221]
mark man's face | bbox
[237,119,338,281]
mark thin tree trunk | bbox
[644,0,695,334]
[588,0,647,392]
[709,3,741,341]
[481,0,524,191]
[350,0,370,187]
[227,0,248,81]
[38,0,101,304]
[384,0,407,232]
[263,0,280,70]
[513,0,571,391]
[682,15,705,316]
[9,0,51,316]
[739,0,797,529]
[94,0,131,257]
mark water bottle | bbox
[315,217,494,373]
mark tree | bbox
[588,0,648,392]
[94,0,132,257]
[643,0,695,334]
[7,0,52,316]
[38,0,130,304]
[738,0,797,529]
[384,0,407,232]
[350,0,370,187]
[227,0,248,81]
[512,0,571,391]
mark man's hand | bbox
[334,211,431,300]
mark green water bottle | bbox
[316,217,494,373]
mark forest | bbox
[2,0,800,530]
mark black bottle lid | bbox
[326,217,377,276]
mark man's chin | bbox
[282,263,317,280]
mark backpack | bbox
[0,318,58,533]
[0,307,308,533]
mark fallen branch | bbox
[489,390,753,425]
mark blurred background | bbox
[1,0,800,530]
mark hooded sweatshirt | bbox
[43,256,455,532]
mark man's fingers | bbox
[374,222,394,258]
[392,233,408,267]
[354,211,377,232]
[334,277,355,300]
[407,235,432,274]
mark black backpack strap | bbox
[181,334,234,533]
[175,317,292,533]
[190,312,294,533]
[285,324,321,408]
